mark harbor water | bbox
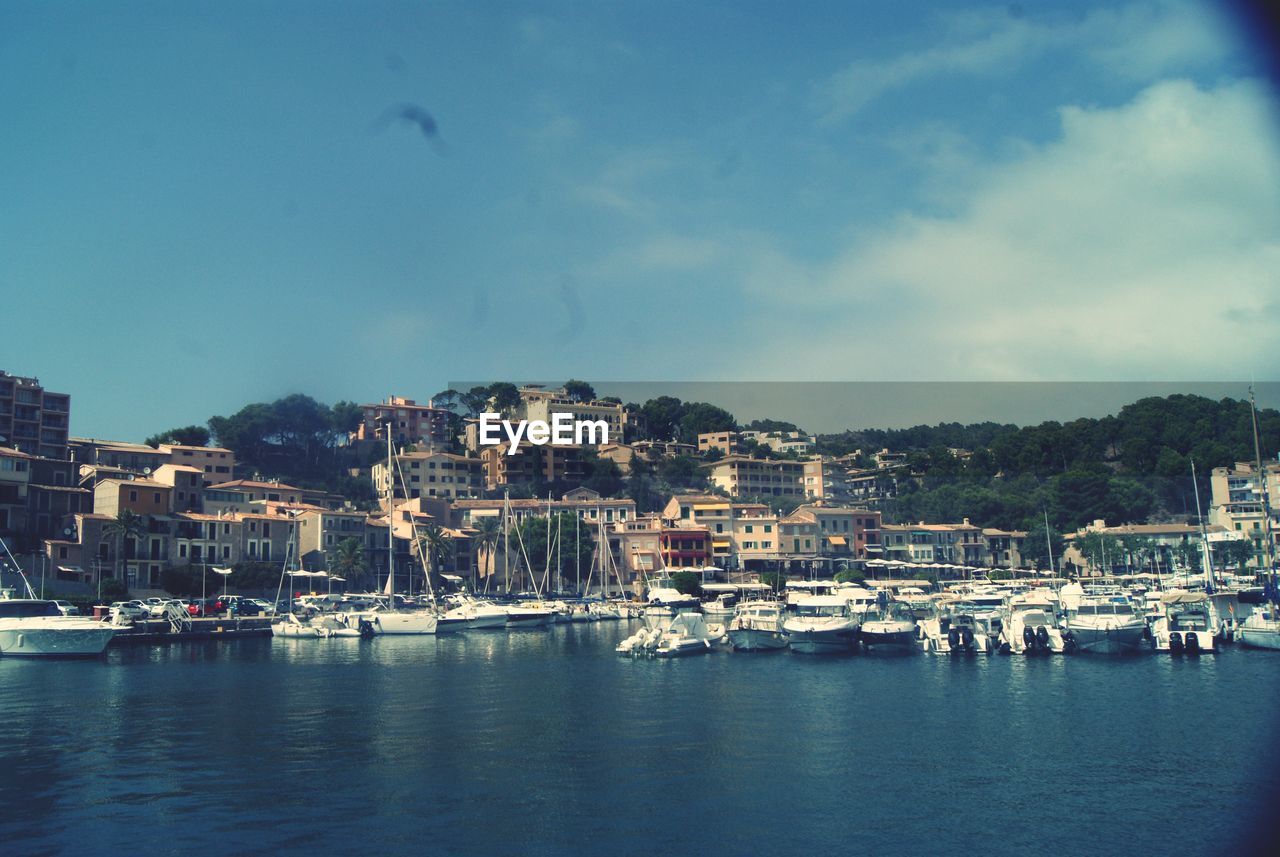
[2,622,1278,856]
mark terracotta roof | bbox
[0,447,34,459]
[208,479,303,492]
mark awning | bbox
[826,535,847,545]
[712,539,731,548]
[693,503,730,511]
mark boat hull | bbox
[787,628,857,654]
[729,627,788,651]
[371,613,439,635]
[859,630,917,653]
[1238,626,1280,650]
[1067,624,1146,654]
[0,623,115,657]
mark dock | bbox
[108,616,274,645]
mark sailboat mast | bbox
[503,489,510,594]
[386,427,394,599]
[1248,386,1276,594]
[1043,507,1056,579]
[1191,457,1213,587]
[576,510,581,596]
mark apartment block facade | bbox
[0,371,71,460]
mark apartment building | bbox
[697,431,747,456]
[69,438,170,474]
[779,505,882,563]
[354,396,454,449]
[703,455,806,498]
[881,520,985,566]
[94,478,173,517]
[518,386,626,446]
[373,450,484,501]
[158,444,236,484]
[741,430,815,455]
[0,371,71,460]
[478,442,589,491]
[1209,461,1280,564]
[0,447,32,549]
[451,489,635,529]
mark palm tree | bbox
[472,516,502,587]
[414,524,455,591]
[329,537,368,591]
[102,509,147,588]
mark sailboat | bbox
[367,429,438,636]
[1236,386,1280,650]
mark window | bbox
[153,492,161,504]
[129,490,138,501]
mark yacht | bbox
[504,601,555,628]
[859,599,920,653]
[1238,607,1280,650]
[446,599,510,629]
[0,599,116,657]
[367,605,439,635]
[1063,595,1147,654]
[784,580,837,608]
[999,594,1066,654]
[784,595,858,654]
[1149,591,1216,654]
[728,602,787,651]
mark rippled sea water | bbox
[2,622,1278,856]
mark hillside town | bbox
[1,368,1275,601]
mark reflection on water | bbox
[1,622,1278,856]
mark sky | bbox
[2,1,1278,440]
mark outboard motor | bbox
[1023,626,1037,651]
[1184,631,1201,654]
[947,627,960,652]
[1169,631,1183,653]
[1035,626,1050,650]
[1062,630,1076,654]
[960,626,974,651]
[358,619,376,639]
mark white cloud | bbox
[816,1,1233,122]
[736,78,1280,379]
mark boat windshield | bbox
[798,604,846,617]
[0,601,63,619]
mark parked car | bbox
[248,598,275,615]
[230,598,262,616]
[52,600,79,616]
[109,601,150,621]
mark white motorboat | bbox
[999,595,1066,654]
[1063,595,1147,654]
[653,613,720,658]
[784,595,858,654]
[784,579,837,608]
[1238,607,1280,650]
[505,602,555,628]
[728,602,787,651]
[859,600,920,653]
[370,608,439,635]
[834,584,880,620]
[1150,591,1216,654]
[0,599,116,657]
[273,612,326,638]
[920,600,997,654]
[448,600,509,629]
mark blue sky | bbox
[2,1,1277,440]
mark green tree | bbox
[563,379,596,402]
[472,516,503,583]
[584,456,625,497]
[670,570,702,596]
[487,382,521,417]
[415,524,455,582]
[102,510,147,583]
[330,400,364,435]
[144,425,211,448]
[329,537,369,590]
[1216,538,1257,574]
[514,513,595,591]
[640,396,685,441]
[677,402,736,440]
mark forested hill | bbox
[821,394,1279,479]
[819,394,1279,540]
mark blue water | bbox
[2,623,1278,856]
